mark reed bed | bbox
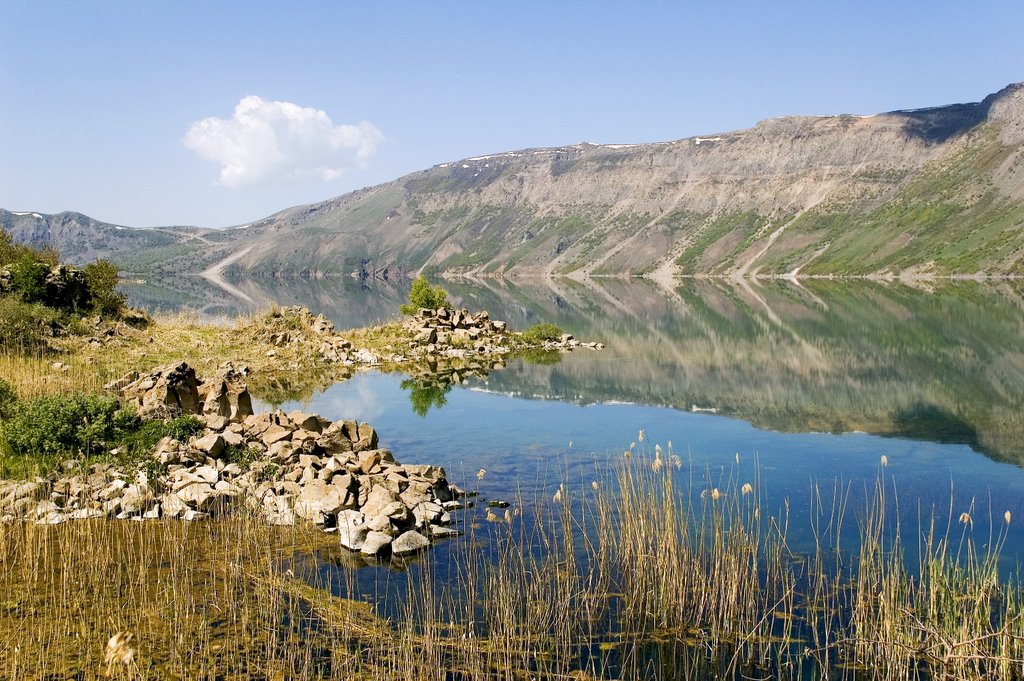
[2,444,1023,680]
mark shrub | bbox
[0,378,17,420]
[112,414,205,462]
[400,276,450,315]
[83,259,125,317]
[8,254,49,304]
[521,322,564,344]
[0,296,63,352]
[1,393,132,458]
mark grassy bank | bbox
[2,448,1021,680]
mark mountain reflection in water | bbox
[124,274,1024,466]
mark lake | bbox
[125,274,1024,677]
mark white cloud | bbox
[183,96,383,187]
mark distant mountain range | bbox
[4,82,1024,279]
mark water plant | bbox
[3,441,1022,680]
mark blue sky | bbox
[2,1,1022,228]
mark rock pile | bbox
[251,306,378,365]
[1,362,465,560]
[407,307,509,356]
[107,361,254,421]
[407,307,603,357]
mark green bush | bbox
[521,322,564,344]
[0,229,59,269]
[83,259,125,317]
[0,378,17,420]
[112,414,205,461]
[8,254,49,304]
[0,394,206,465]
[0,296,63,352]
[1,393,134,458]
[400,276,450,315]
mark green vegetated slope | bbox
[219,82,1024,278]
[5,83,1024,278]
[448,277,1024,466]
[0,210,236,275]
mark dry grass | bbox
[0,308,400,407]
[3,435,1024,679]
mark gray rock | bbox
[69,508,105,520]
[361,485,399,518]
[360,530,393,556]
[177,483,215,509]
[193,465,220,485]
[337,510,367,550]
[392,530,430,556]
[160,494,189,518]
[261,425,293,447]
[192,432,225,458]
[120,484,153,514]
[428,526,461,539]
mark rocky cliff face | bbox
[6,83,1024,278]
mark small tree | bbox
[84,259,125,317]
[7,254,49,304]
[400,275,450,315]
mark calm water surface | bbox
[129,275,1024,566]
[126,275,1024,675]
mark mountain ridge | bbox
[4,82,1024,279]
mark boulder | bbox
[392,530,430,557]
[116,362,201,418]
[199,362,254,422]
[338,510,368,550]
[192,434,225,458]
[360,531,394,556]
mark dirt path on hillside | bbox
[200,247,255,304]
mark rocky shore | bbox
[0,305,602,560]
[0,361,470,560]
[406,306,603,357]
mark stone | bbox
[357,450,382,475]
[361,485,399,518]
[220,432,243,450]
[193,465,220,484]
[261,425,293,447]
[203,414,229,432]
[192,434,225,458]
[160,494,189,518]
[359,530,393,556]
[412,501,444,526]
[177,483,215,509]
[99,479,127,501]
[405,464,447,483]
[69,508,105,520]
[116,362,201,419]
[36,511,68,525]
[428,526,461,539]
[298,453,322,470]
[365,513,396,535]
[199,362,254,422]
[337,510,367,550]
[120,485,153,515]
[391,530,430,557]
[267,441,295,463]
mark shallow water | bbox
[198,276,1024,568]
[138,275,1024,678]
